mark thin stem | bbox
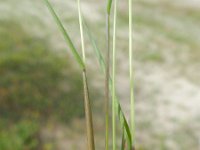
[82,71,95,150]
[112,0,118,149]
[77,0,86,62]
[105,14,110,150]
[129,0,135,145]
[105,0,113,149]
[77,1,95,150]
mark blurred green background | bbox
[0,0,200,150]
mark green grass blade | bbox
[116,101,132,150]
[44,0,85,70]
[106,0,114,149]
[129,0,135,146]
[105,7,111,150]
[121,130,126,150]
[83,18,133,150]
[112,0,118,149]
[107,0,113,14]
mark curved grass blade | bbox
[83,18,133,150]
[44,0,85,70]
[82,20,105,72]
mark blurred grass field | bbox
[0,0,200,149]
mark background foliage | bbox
[0,20,84,149]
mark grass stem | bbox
[105,14,110,150]
[82,71,95,150]
[112,0,118,149]
[129,0,135,145]
[77,1,95,150]
[105,0,113,149]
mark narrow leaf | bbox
[44,0,85,69]
[121,130,126,150]
[107,0,113,14]
[82,19,105,73]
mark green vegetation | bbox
[0,20,84,149]
[0,120,39,150]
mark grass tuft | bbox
[44,0,134,149]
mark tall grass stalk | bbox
[105,0,113,150]
[105,15,110,150]
[44,0,95,150]
[129,0,135,146]
[77,1,95,150]
[112,0,118,149]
